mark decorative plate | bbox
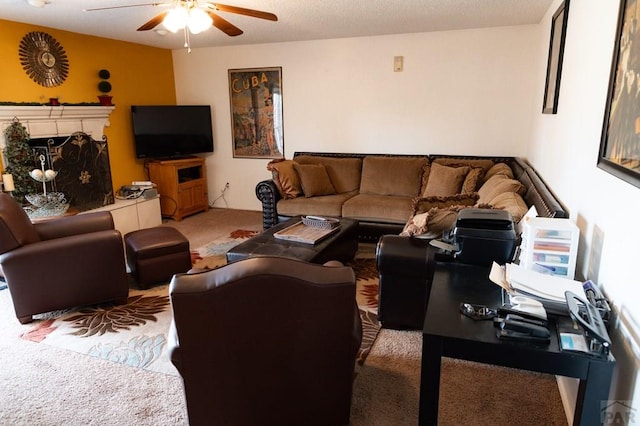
[19,31,69,87]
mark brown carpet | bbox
[167,209,568,425]
[0,208,568,424]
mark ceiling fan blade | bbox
[137,11,169,31]
[207,11,243,36]
[83,2,164,12]
[207,3,278,21]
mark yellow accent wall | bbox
[0,19,176,191]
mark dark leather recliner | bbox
[168,256,362,426]
[376,235,436,329]
[0,193,129,324]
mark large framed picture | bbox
[228,67,284,159]
[542,1,570,114]
[599,0,640,188]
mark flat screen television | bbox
[131,105,214,159]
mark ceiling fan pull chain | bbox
[184,27,191,52]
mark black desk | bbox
[419,260,615,425]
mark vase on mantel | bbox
[97,95,113,106]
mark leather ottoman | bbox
[124,227,192,289]
[226,217,359,264]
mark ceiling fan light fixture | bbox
[27,0,47,7]
[163,6,189,33]
[187,7,213,34]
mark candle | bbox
[2,174,15,192]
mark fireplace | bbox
[30,133,115,211]
[0,105,116,211]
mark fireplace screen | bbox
[29,132,114,212]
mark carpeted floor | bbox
[0,208,568,425]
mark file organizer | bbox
[518,216,579,279]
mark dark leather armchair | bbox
[0,193,129,324]
[168,256,362,426]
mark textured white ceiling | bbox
[0,0,553,50]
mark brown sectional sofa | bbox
[256,152,566,242]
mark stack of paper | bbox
[505,263,585,314]
[489,262,586,315]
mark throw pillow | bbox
[400,211,430,237]
[477,174,526,205]
[293,163,337,197]
[266,159,302,199]
[401,204,479,239]
[412,193,479,215]
[421,206,463,238]
[422,163,470,197]
[419,163,431,195]
[294,155,362,193]
[483,162,514,183]
[432,158,495,173]
[461,167,485,194]
[488,191,529,222]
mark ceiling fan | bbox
[84,1,278,38]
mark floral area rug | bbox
[18,232,381,376]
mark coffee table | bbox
[225,216,359,264]
[419,258,616,425]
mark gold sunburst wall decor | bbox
[18,31,69,87]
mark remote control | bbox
[132,181,153,186]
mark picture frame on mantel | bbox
[542,0,570,114]
[598,0,640,189]
[228,67,284,159]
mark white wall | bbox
[172,25,539,211]
[174,5,640,419]
[529,0,640,420]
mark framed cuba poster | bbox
[228,67,284,159]
[599,0,640,189]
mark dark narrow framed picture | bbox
[598,0,640,188]
[228,67,284,159]
[542,1,570,114]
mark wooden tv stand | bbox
[148,157,209,221]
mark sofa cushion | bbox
[277,191,357,218]
[293,163,337,197]
[360,156,427,197]
[294,155,362,194]
[267,159,302,199]
[412,193,479,215]
[483,162,514,183]
[477,174,526,205]
[488,191,529,222]
[342,194,414,224]
[422,163,470,197]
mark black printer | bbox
[451,208,517,266]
